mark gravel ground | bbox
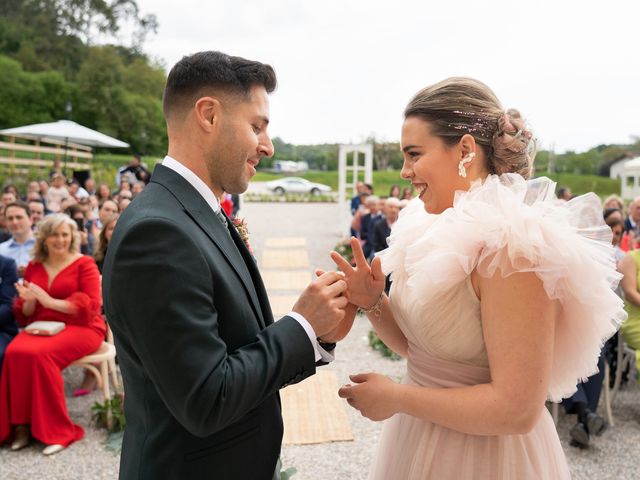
[1,201,638,479]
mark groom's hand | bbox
[312,268,357,343]
[292,271,348,337]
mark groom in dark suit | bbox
[102,51,351,480]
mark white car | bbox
[265,177,332,195]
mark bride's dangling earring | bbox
[458,152,476,178]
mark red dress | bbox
[221,194,234,217]
[0,255,106,447]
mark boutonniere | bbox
[232,217,254,255]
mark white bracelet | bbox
[362,293,385,318]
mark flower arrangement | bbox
[368,330,402,361]
[232,217,254,255]
[333,238,355,266]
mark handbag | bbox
[25,321,66,336]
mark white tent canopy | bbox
[0,120,129,148]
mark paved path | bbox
[1,201,638,479]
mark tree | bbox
[0,55,74,127]
[0,0,157,76]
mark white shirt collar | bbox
[161,156,220,213]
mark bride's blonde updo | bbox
[404,77,536,179]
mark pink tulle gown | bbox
[370,174,625,479]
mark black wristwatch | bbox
[317,339,336,351]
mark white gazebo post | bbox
[338,144,373,235]
[622,158,640,200]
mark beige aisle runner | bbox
[262,237,353,444]
[281,370,354,445]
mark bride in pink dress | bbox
[331,77,625,479]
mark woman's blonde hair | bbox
[94,214,119,263]
[603,194,624,211]
[404,77,536,179]
[32,213,81,262]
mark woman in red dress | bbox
[0,213,105,455]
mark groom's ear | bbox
[194,96,222,132]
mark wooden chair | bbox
[599,331,636,429]
[550,331,636,427]
[69,324,119,427]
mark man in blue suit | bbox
[0,254,18,370]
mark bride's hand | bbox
[330,237,386,309]
[338,372,401,421]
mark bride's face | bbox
[400,116,470,214]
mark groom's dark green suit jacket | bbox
[102,164,317,480]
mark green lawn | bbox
[253,170,621,198]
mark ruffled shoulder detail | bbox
[378,174,626,401]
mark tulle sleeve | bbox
[379,174,626,401]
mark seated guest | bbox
[0,254,18,370]
[118,154,150,185]
[118,197,131,212]
[46,173,70,213]
[0,205,12,243]
[562,211,625,448]
[83,178,96,196]
[605,215,625,264]
[28,199,46,231]
[619,237,640,378]
[65,204,95,256]
[75,212,121,396]
[371,197,400,254]
[351,181,366,214]
[67,179,89,200]
[359,195,379,258]
[94,215,118,274]
[96,199,119,230]
[131,181,145,198]
[96,183,112,202]
[1,190,16,207]
[557,186,572,201]
[231,193,240,217]
[49,159,63,179]
[38,180,50,210]
[25,181,41,201]
[603,194,624,211]
[0,202,35,278]
[74,213,119,395]
[0,214,105,455]
[350,192,370,239]
[4,185,19,199]
[624,198,640,236]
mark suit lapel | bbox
[224,212,275,326]
[151,165,266,329]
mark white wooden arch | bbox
[338,144,373,234]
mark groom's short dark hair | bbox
[163,51,277,119]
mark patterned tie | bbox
[216,209,232,238]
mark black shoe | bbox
[569,439,589,449]
[569,422,590,448]
[585,412,606,436]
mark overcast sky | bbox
[133,0,639,153]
